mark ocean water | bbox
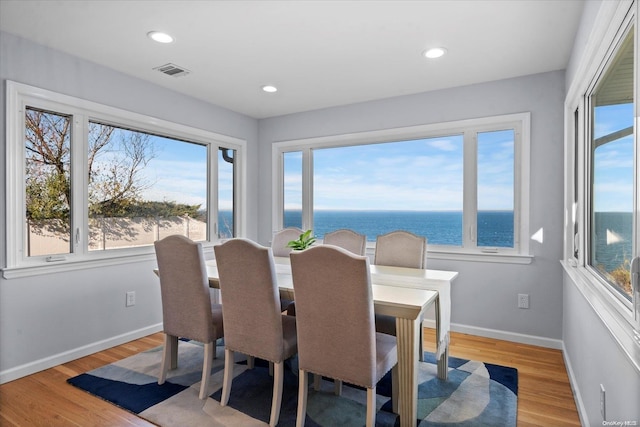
[593,212,633,272]
[220,210,632,272]
[284,210,515,247]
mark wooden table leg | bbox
[434,295,448,380]
[395,316,420,427]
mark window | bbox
[573,107,581,260]
[477,130,515,248]
[5,82,245,276]
[283,151,303,229]
[85,122,210,251]
[586,24,636,302]
[312,136,464,244]
[564,0,639,350]
[25,107,72,256]
[275,113,530,261]
[218,147,237,239]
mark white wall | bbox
[562,0,640,424]
[0,31,259,382]
[258,70,567,345]
[563,270,640,424]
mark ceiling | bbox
[0,0,585,119]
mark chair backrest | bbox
[374,230,427,269]
[290,245,377,388]
[154,235,215,343]
[323,229,366,255]
[214,238,286,362]
[271,227,304,257]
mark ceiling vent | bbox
[153,63,191,78]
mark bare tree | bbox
[88,124,155,217]
[25,108,155,223]
[25,109,72,226]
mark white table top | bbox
[272,257,457,337]
[205,259,439,321]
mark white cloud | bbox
[139,158,207,206]
[425,139,459,151]
[594,180,633,212]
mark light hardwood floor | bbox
[0,330,580,426]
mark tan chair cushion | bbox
[323,229,367,255]
[290,245,397,389]
[374,230,427,269]
[271,227,304,257]
[155,235,223,343]
[214,238,297,363]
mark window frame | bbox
[272,112,532,264]
[562,0,640,368]
[3,81,246,278]
[584,33,635,304]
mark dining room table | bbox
[202,255,458,427]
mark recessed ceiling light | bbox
[147,31,174,44]
[423,47,447,59]
[262,85,278,93]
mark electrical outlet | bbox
[126,291,136,307]
[600,384,606,420]
[518,293,529,309]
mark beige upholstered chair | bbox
[154,235,224,400]
[214,238,298,427]
[290,245,398,427]
[271,227,304,257]
[271,227,304,313]
[323,228,367,255]
[374,230,427,269]
[374,230,427,357]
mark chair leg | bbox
[199,342,214,399]
[247,355,255,369]
[269,361,274,376]
[221,348,234,406]
[366,386,376,427]
[169,335,178,369]
[296,369,309,427]
[313,374,321,391]
[269,362,284,427]
[391,365,399,414]
[158,333,176,384]
[334,379,343,396]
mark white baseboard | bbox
[422,319,564,350]
[562,341,589,427]
[0,323,163,384]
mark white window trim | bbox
[272,112,532,264]
[3,81,247,278]
[562,0,640,369]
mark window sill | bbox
[561,260,640,374]
[3,243,533,279]
[428,250,533,264]
[2,252,157,279]
[361,245,533,264]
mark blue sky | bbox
[139,137,209,208]
[97,132,234,211]
[145,142,235,211]
[593,103,634,212]
[286,130,514,211]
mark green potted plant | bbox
[286,229,316,250]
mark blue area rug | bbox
[68,340,517,426]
